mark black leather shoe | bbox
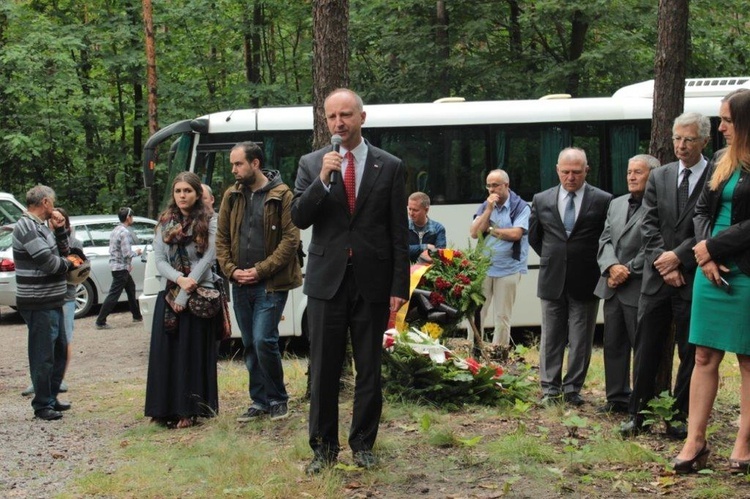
[35,408,63,421]
[619,418,645,437]
[305,454,336,475]
[597,401,629,414]
[353,450,378,470]
[54,400,71,412]
[564,392,585,406]
[666,421,688,440]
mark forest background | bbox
[0,0,747,216]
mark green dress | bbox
[690,171,750,355]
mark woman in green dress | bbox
[673,89,750,474]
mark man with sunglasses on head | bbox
[96,207,143,329]
[470,169,530,349]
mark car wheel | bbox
[74,279,96,318]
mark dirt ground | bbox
[0,304,149,497]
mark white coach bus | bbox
[138,77,750,343]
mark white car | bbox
[0,192,25,226]
[0,215,157,318]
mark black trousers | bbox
[629,292,694,420]
[97,269,142,324]
[307,266,389,458]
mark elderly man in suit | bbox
[595,154,659,414]
[529,147,612,406]
[292,89,409,474]
[621,112,711,438]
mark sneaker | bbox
[59,381,68,393]
[236,407,268,422]
[95,323,112,330]
[21,384,34,396]
[269,402,289,421]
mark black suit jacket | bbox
[640,160,708,300]
[291,141,409,303]
[529,184,612,301]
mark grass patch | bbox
[62,345,750,498]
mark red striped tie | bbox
[344,151,356,214]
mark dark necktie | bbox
[626,197,641,222]
[678,168,691,213]
[563,191,576,235]
[344,151,356,214]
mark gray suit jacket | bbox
[640,160,708,300]
[529,183,612,301]
[594,194,646,307]
[291,141,409,303]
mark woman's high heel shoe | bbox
[672,443,710,474]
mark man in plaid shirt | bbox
[95,207,143,329]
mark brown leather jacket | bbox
[216,171,302,292]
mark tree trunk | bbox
[650,0,688,165]
[142,0,159,218]
[435,1,450,99]
[565,10,589,96]
[649,0,689,402]
[312,0,349,150]
[243,2,263,108]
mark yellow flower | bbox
[422,322,444,339]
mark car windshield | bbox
[0,229,13,251]
[0,199,23,225]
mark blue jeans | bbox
[63,300,75,343]
[232,284,289,409]
[20,307,67,412]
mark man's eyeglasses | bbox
[672,135,700,144]
[486,183,506,189]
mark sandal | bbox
[176,417,196,429]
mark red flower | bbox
[452,285,464,297]
[493,366,504,378]
[453,250,463,258]
[383,335,395,349]
[429,292,445,306]
[418,276,427,287]
[435,277,451,291]
[460,259,470,268]
[465,357,481,375]
[457,274,471,285]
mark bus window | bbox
[259,132,312,185]
[381,127,487,205]
[609,124,641,196]
[504,127,542,200]
[155,134,193,212]
[570,122,602,189]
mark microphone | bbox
[330,134,342,184]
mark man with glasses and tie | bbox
[95,207,143,329]
[470,169,530,349]
[621,112,711,439]
[529,147,612,407]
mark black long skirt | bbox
[144,291,219,420]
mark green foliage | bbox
[2,0,750,213]
[382,341,533,410]
[640,390,678,428]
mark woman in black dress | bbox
[145,172,219,429]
